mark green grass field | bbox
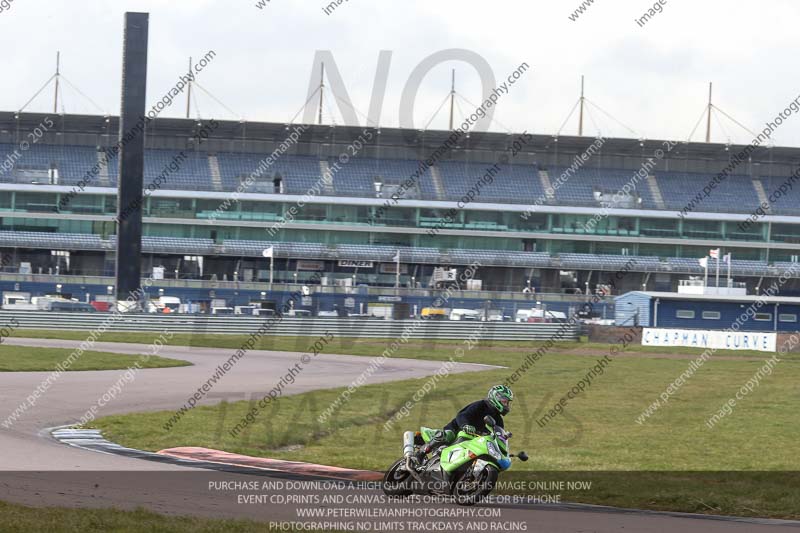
[0,500,325,533]
[60,330,800,519]
[0,344,190,371]
[10,328,797,362]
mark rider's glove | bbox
[462,424,478,435]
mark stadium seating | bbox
[108,235,216,255]
[559,253,661,270]
[144,150,213,191]
[319,157,440,199]
[0,143,102,187]
[0,228,789,279]
[540,167,764,214]
[758,176,800,215]
[547,167,656,208]
[215,153,322,194]
[655,172,761,213]
[0,230,103,250]
[436,161,544,203]
[1,143,798,218]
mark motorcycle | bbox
[382,415,528,506]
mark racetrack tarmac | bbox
[0,337,797,532]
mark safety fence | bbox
[0,311,579,341]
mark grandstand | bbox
[1,110,800,307]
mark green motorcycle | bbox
[383,415,528,506]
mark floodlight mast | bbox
[53,51,60,113]
[578,75,585,136]
[705,82,713,143]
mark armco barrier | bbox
[0,311,578,341]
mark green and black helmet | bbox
[487,385,514,415]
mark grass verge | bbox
[10,328,797,362]
[0,500,326,533]
[87,336,800,519]
[0,344,190,371]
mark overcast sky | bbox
[3,0,800,147]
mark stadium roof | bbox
[620,291,800,305]
[2,111,800,166]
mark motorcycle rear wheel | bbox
[382,458,413,497]
[451,464,498,506]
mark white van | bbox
[516,309,568,323]
[481,309,505,322]
[450,308,480,321]
[147,296,182,314]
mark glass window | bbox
[728,221,764,241]
[754,313,772,321]
[378,205,414,227]
[702,311,721,320]
[302,204,328,222]
[510,211,547,232]
[465,210,504,227]
[144,223,192,238]
[15,192,58,212]
[550,240,591,254]
[779,313,798,323]
[771,224,800,244]
[683,220,722,239]
[240,201,282,218]
[150,198,193,218]
[638,243,677,258]
[676,310,695,319]
[639,218,679,238]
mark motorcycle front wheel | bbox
[451,464,498,506]
[382,458,413,497]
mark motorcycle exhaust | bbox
[402,431,415,457]
[402,431,426,483]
